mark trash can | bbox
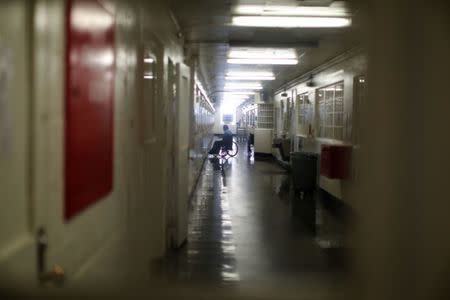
[290,152,318,191]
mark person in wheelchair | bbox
[208,125,233,155]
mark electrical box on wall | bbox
[306,74,316,87]
[64,0,116,221]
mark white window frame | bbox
[317,81,344,140]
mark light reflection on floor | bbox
[156,141,349,298]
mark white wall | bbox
[188,79,215,196]
[273,51,367,206]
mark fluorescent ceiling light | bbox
[227,48,298,65]
[234,5,350,17]
[144,58,154,63]
[229,49,296,59]
[225,91,255,95]
[227,71,274,77]
[225,88,263,91]
[225,85,263,90]
[225,86,262,90]
[228,58,298,65]
[226,76,275,81]
[232,16,351,28]
[225,82,261,87]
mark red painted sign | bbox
[65,0,115,220]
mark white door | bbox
[2,2,126,291]
[174,63,190,247]
[0,1,40,290]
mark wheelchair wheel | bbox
[226,141,238,157]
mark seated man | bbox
[208,125,233,155]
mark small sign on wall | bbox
[64,0,115,220]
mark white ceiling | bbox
[170,0,358,104]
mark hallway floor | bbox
[153,141,349,299]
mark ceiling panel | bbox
[170,0,356,104]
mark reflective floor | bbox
[155,141,350,298]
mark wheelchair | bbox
[216,141,239,159]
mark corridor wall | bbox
[0,0,194,293]
[273,50,367,208]
[188,80,215,197]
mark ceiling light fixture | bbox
[227,48,298,65]
[224,91,256,96]
[225,85,262,90]
[229,50,296,60]
[225,84,263,90]
[225,82,261,86]
[226,76,275,81]
[232,16,351,28]
[234,5,350,17]
[228,58,298,65]
[227,71,274,77]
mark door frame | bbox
[174,62,190,247]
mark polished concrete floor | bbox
[155,141,349,298]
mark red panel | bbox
[65,0,115,220]
[320,145,352,179]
